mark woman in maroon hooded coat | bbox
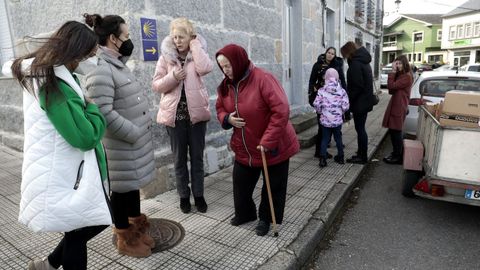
[382,55,413,164]
[215,44,299,236]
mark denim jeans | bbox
[320,125,344,157]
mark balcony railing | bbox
[383,41,397,47]
[383,41,403,52]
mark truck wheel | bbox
[402,170,422,198]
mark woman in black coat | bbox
[308,47,347,158]
[340,41,375,164]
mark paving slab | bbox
[0,95,389,269]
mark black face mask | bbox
[116,38,134,56]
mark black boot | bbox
[346,155,367,164]
[319,156,327,167]
[194,196,208,213]
[383,155,402,165]
[230,214,257,226]
[255,220,271,236]
[180,198,191,214]
[334,155,345,164]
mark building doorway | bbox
[453,51,470,67]
[283,0,302,105]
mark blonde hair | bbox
[169,17,196,37]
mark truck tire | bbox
[402,170,422,198]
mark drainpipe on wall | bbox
[321,0,326,48]
[340,0,346,49]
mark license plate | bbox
[465,189,480,200]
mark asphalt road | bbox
[305,138,480,270]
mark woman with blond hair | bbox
[152,18,213,214]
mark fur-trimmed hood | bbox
[160,34,208,65]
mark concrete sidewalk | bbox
[0,96,388,270]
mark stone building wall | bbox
[0,0,383,197]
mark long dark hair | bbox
[395,55,411,74]
[84,13,125,45]
[11,21,98,97]
[325,46,336,56]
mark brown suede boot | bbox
[114,226,152,258]
[129,213,155,249]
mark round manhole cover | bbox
[112,218,185,253]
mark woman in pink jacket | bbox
[152,17,213,214]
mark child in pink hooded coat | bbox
[313,68,349,167]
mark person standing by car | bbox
[215,44,300,236]
[308,47,347,158]
[382,55,413,164]
[84,13,156,258]
[340,41,375,164]
[152,18,213,214]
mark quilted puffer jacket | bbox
[5,61,112,232]
[152,34,213,127]
[85,48,156,193]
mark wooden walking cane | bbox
[260,146,279,237]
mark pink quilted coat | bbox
[152,34,213,127]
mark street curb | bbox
[259,128,388,270]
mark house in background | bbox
[382,14,445,65]
[441,0,480,67]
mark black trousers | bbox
[48,225,107,270]
[166,120,207,198]
[232,159,289,224]
[389,128,403,157]
[353,112,368,159]
[111,190,141,229]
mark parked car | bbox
[459,63,480,72]
[433,65,458,72]
[414,64,433,74]
[403,71,480,136]
[380,64,392,88]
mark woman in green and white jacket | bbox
[9,21,111,270]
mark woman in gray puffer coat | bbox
[84,14,156,258]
